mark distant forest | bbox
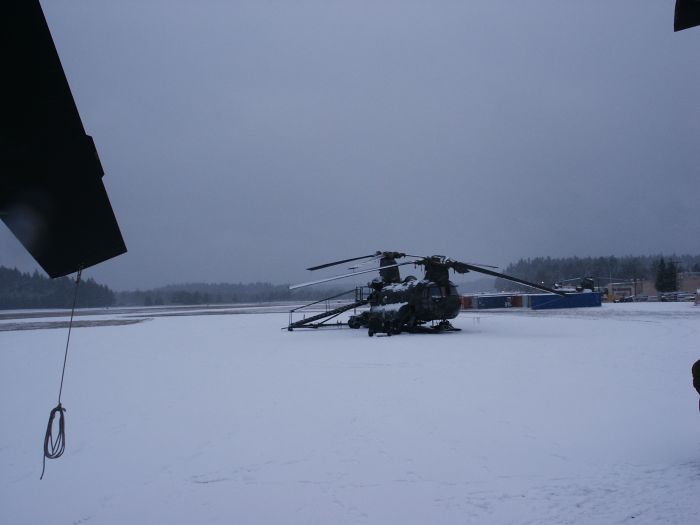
[3,255,699,309]
[0,266,346,309]
[0,267,115,309]
[493,254,700,292]
[115,282,346,307]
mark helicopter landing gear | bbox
[366,317,402,337]
[388,322,403,335]
[433,320,461,332]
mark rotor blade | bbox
[464,261,499,269]
[348,254,384,270]
[460,263,567,296]
[290,262,413,290]
[306,253,380,271]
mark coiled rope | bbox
[40,268,82,480]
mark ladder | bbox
[287,287,369,330]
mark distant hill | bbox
[115,282,348,307]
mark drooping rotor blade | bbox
[290,262,413,290]
[2,0,126,277]
[675,0,700,31]
[410,255,497,269]
[464,262,499,269]
[306,253,380,271]
[348,254,384,270]
[459,262,567,296]
[348,251,414,270]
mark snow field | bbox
[1,302,700,524]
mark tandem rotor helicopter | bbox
[287,251,566,336]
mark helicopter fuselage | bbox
[371,279,460,320]
[348,278,462,335]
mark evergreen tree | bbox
[655,258,679,293]
[666,260,679,292]
[655,258,667,291]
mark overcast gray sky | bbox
[2,0,699,289]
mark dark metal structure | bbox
[675,0,700,31]
[1,0,126,278]
[287,288,369,330]
[553,276,597,293]
[288,251,565,336]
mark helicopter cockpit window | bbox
[430,286,443,299]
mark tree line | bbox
[0,266,348,309]
[0,266,115,309]
[116,281,347,307]
[4,254,698,309]
[493,254,700,293]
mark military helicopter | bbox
[552,277,597,293]
[288,251,566,336]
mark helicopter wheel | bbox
[368,330,374,337]
[434,320,458,331]
[402,309,416,333]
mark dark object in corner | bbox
[675,0,700,32]
[1,0,126,278]
[692,359,700,397]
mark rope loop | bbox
[40,268,82,480]
[40,403,66,480]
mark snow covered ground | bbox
[1,302,700,524]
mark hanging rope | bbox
[40,268,82,480]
